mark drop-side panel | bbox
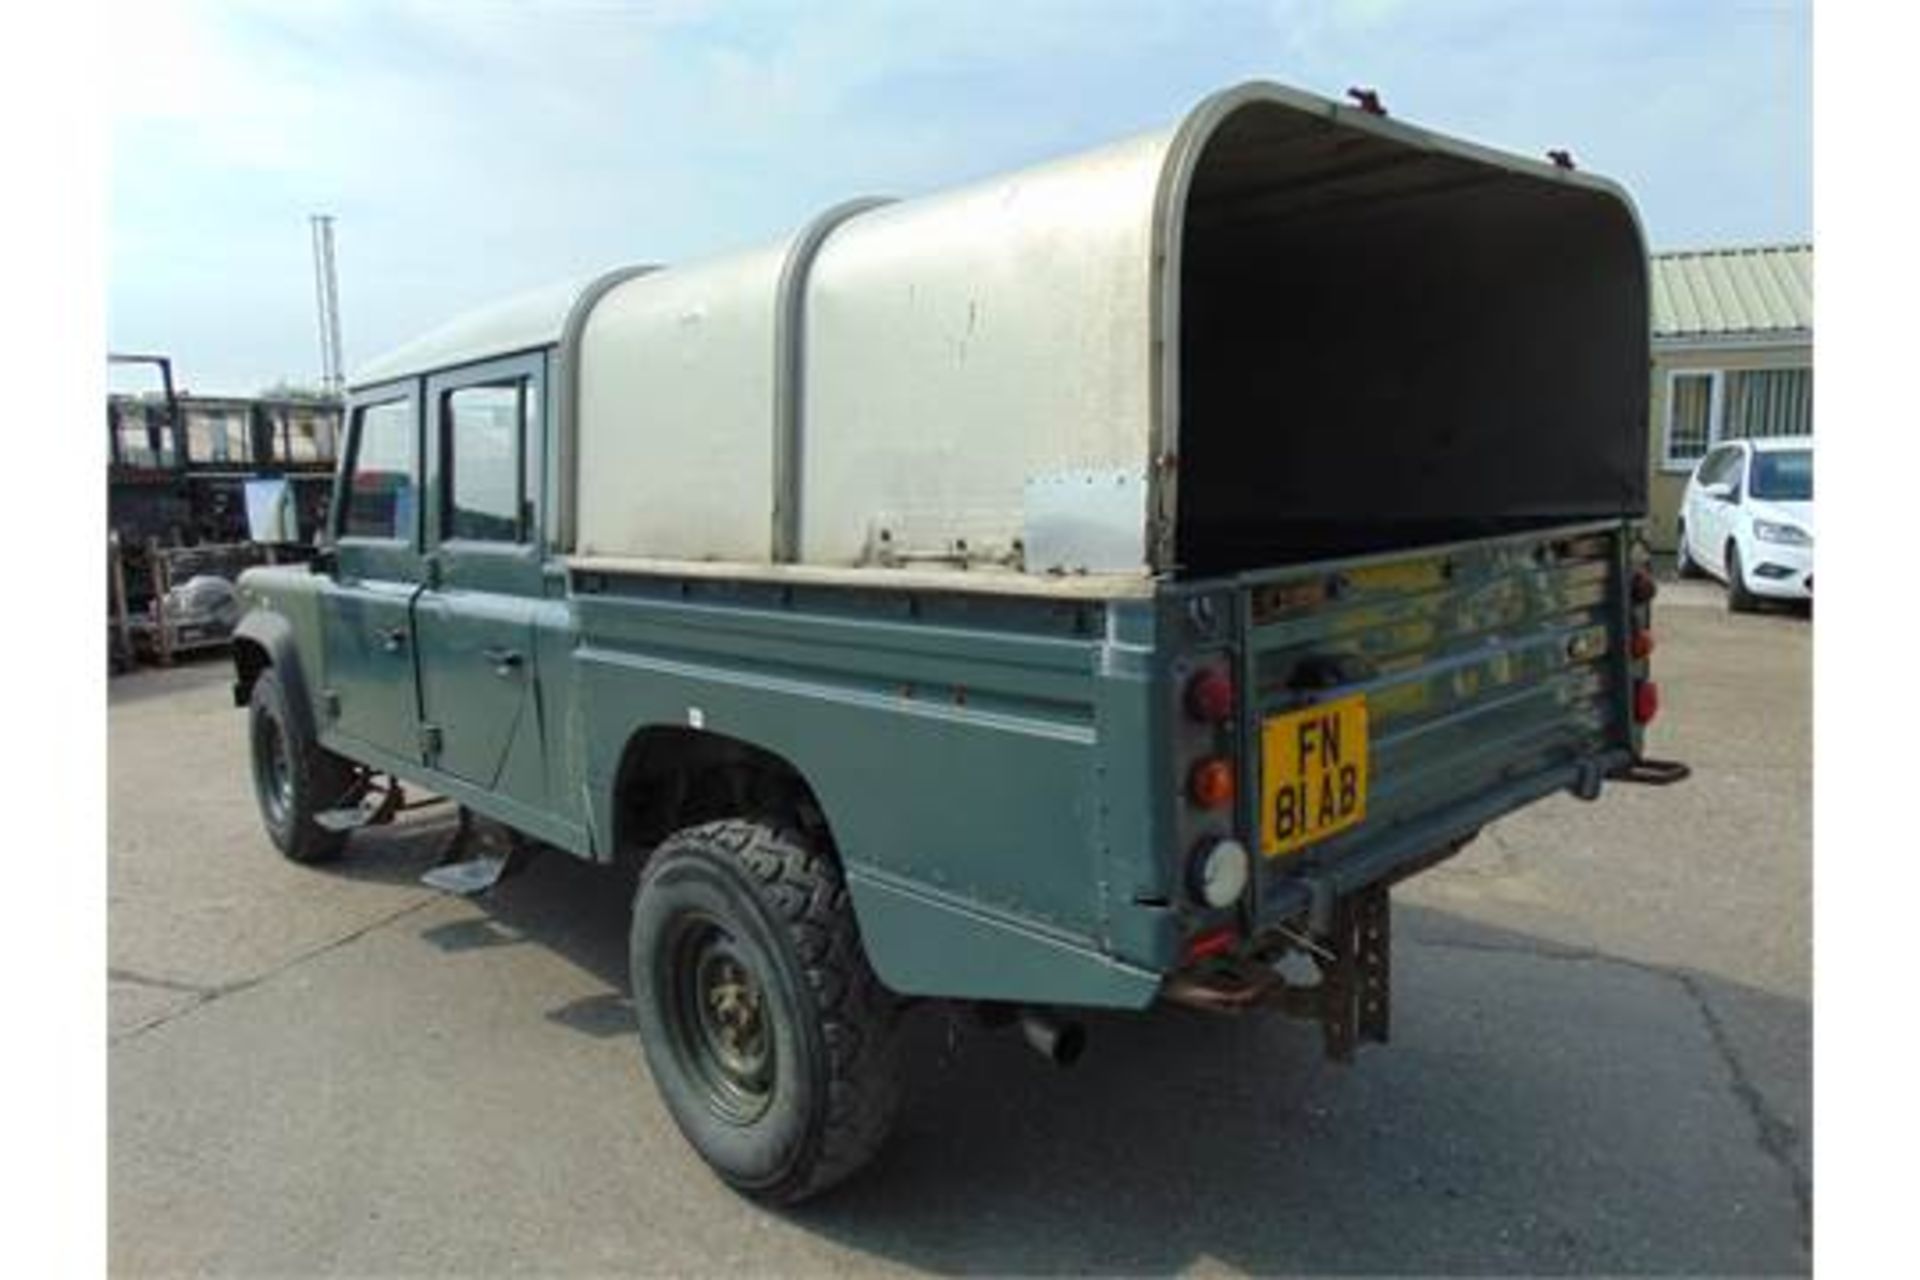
[566,571,1164,1007]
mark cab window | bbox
[442,379,535,544]
[340,398,417,540]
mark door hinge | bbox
[420,723,443,761]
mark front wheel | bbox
[1726,541,1759,613]
[248,669,355,863]
[629,819,901,1204]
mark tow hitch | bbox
[1164,883,1392,1064]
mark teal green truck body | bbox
[236,514,1650,1011]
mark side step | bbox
[420,852,521,896]
[418,807,531,897]
[314,773,443,833]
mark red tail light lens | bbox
[1183,925,1239,964]
[1634,680,1660,724]
[1185,668,1235,722]
[1630,567,1658,604]
[1630,629,1655,660]
[1188,757,1236,809]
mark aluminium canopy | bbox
[352,80,1650,582]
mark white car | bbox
[1676,435,1813,609]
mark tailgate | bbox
[1234,522,1637,921]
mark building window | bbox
[1664,371,1719,469]
[1664,365,1813,471]
[1724,368,1812,440]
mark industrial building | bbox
[1645,243,1813,552]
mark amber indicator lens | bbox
[1630,629,1655,660]
[1188,757,1236,809]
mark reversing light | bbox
[1188,757,1236,809]
[1185,668,1235,722]
[1630,629,1655,660]
[1189,837,1251,909]
[1634,680,1660,725]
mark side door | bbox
[413,355,549,811]
[319,387,425,765]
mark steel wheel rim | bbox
[255,710,293,827]
[666,914,776,1125]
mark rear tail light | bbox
[1630,629,1655,660]
[1185,668,1235,722]
[1634,680,1660,725]
[1630,566,1658,604]
[1187,757,1236,809]
[1182,923,1240,964]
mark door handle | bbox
[482,646,524,677]
[377,626,407,654]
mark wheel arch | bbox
[606,723,834,872]
[231,610,320,745]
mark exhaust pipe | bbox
[1018,1008,1086,1067]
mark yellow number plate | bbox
[1260,694,1370,856]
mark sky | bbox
[106,0,1812,396]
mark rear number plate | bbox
[1261,694,1369,856]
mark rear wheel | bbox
[630,819,900,1204]
[248,669,354,864]
[1725,541,1759,613]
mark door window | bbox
[442,380,534,544]
[340,398,418,540]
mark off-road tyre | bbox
[247,669,355,864]
[629,819,901,1205]
[1725,541,1759,613]
[1675,523,1705,578]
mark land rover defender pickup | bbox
[232,80,1675,1203]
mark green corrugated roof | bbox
[1650,243,1812,339]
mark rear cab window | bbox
[441,379,537,545]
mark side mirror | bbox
[308,546,338,576]
[1702,481,1735,503]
